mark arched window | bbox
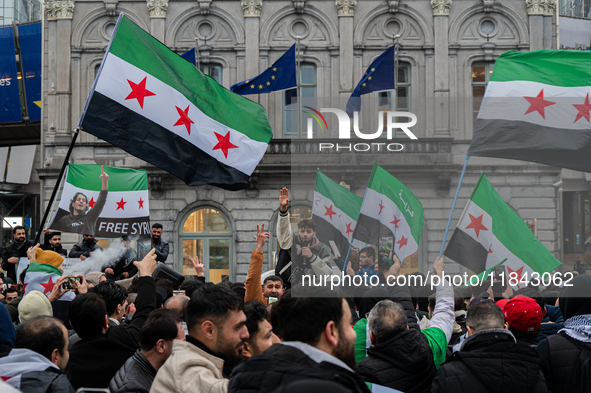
[179,207,232,283]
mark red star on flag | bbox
[378,200,385,215]
[40,277,55,295]
[212,131,238,158]
[1,376,11,382]
[116,198,127,211]
[174,105,194,135]
[524,89,555,119]
[138,197,144,209]
[390,214,401,229]
[396,236,408,249]
[23,282,28,292]
[573,93,591,123]
[88,197,95,208]
[345,222,353,237]
[465,213,488,238]
[507,265,525,289]
[125,76,156,109]
[324,204,336,220]
[488,245,493,254]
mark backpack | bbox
[570,338,591,393]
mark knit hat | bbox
[35,248,64,268]
[18,291,53,323]
[501,295,543,332]
[86,271,106,286]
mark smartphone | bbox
[173,290,186,296]
[268,296,278,304]
[62,277,81,290]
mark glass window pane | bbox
[301,65,315,84]
[472,65,485,83]
[182,239,203,276]
[209,65,222,84]
[397,87,409,110]
[378,91,390,109]
[398,66,408,84]
[486,63,494,82]
[472,86,485,111]
[301,86,315,98]
[284,89,297,109]
[182,210,205,233]
[206,209,229,233]
[209,239,230,283]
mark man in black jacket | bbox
[109,309,184,393]
[40,230,67,257]
[68,234,102,260]
[150,223,169,262]
[229,287,370,393]
[0,316,75,393]
[432,302,548,393]
[2,226,34,282]
[66,249,158,390]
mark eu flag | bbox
[231,44,296,95]
[181,48,196,66]
[346,45,395,118]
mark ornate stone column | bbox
[431,0,451,137]
[526,0,555,50]
[45,1,74,142]
[147,0,167,41]
[242,0,262,102]
[336,0,355,96]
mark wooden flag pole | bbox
[34,128,80,244]
[438,155,470,259]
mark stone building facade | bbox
[39,0,574,282]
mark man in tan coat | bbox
[150,283,249,393]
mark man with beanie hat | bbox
[85,272,107,287]
[2,226,34,282]
[500,296,543,347]
[18,291,53,324]
[537,274,591,393]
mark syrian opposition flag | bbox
[445,173,561,281]
[79,15,273,190]
[24,263,74,301]
[312,171,364,260]
[49,164,150,237]
[352,164,424,262]
[0,349,63,390]
[469,50,591,173]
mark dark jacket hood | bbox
[365,328,432,371]
[560,274,591,319]
[0,303,15,349]
[455,329,542,393]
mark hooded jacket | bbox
[229,342,370,393]
[431,329,548,393]
[0,348,75,393]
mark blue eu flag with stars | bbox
[346,45,396,118]
[231,44,296,95]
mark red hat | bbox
[501,295,543,332]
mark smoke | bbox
[62,238,134,276]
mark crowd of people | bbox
[0,189,590,393]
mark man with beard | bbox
[150,223,169,262]
[2,226,34,282]
[150,283,249,393]
[229,287,370,393]
[41,229,67,257]
[55,165,108,235]
[276,188,333,285]
[69,234,102,260]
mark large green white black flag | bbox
[49,164,150,237]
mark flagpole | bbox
[34,128,80,244]
[438,155,470,259]
[296,37,302,137]
[393,35,399,111]
[195,38,201,70]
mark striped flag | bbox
[352,164,423,262]
[312,171,363,260]
[49,164,150,237]
[445,173,561,279]
[79,15,273,190]
[469,50,591,173]
[23,263,74,300]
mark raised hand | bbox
[279,188,289,213]
[134,248,157,277]
[190,255,205,277]
[100,165,109,190]
[26,243,40,262]
[433,256,444,278]
[48,276,70,303]
[253,223,270,252]
[387,255,401,278]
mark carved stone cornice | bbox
[335,0,356,17]
[431,0,452,16]
[482,0,494,12]
[147,0,168,18]
[104,1,117,17]
[241,0,262,17]
[526,0,556,16]
[44,1,74,21]
[388,0,399,13]
[198,0,212,15]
